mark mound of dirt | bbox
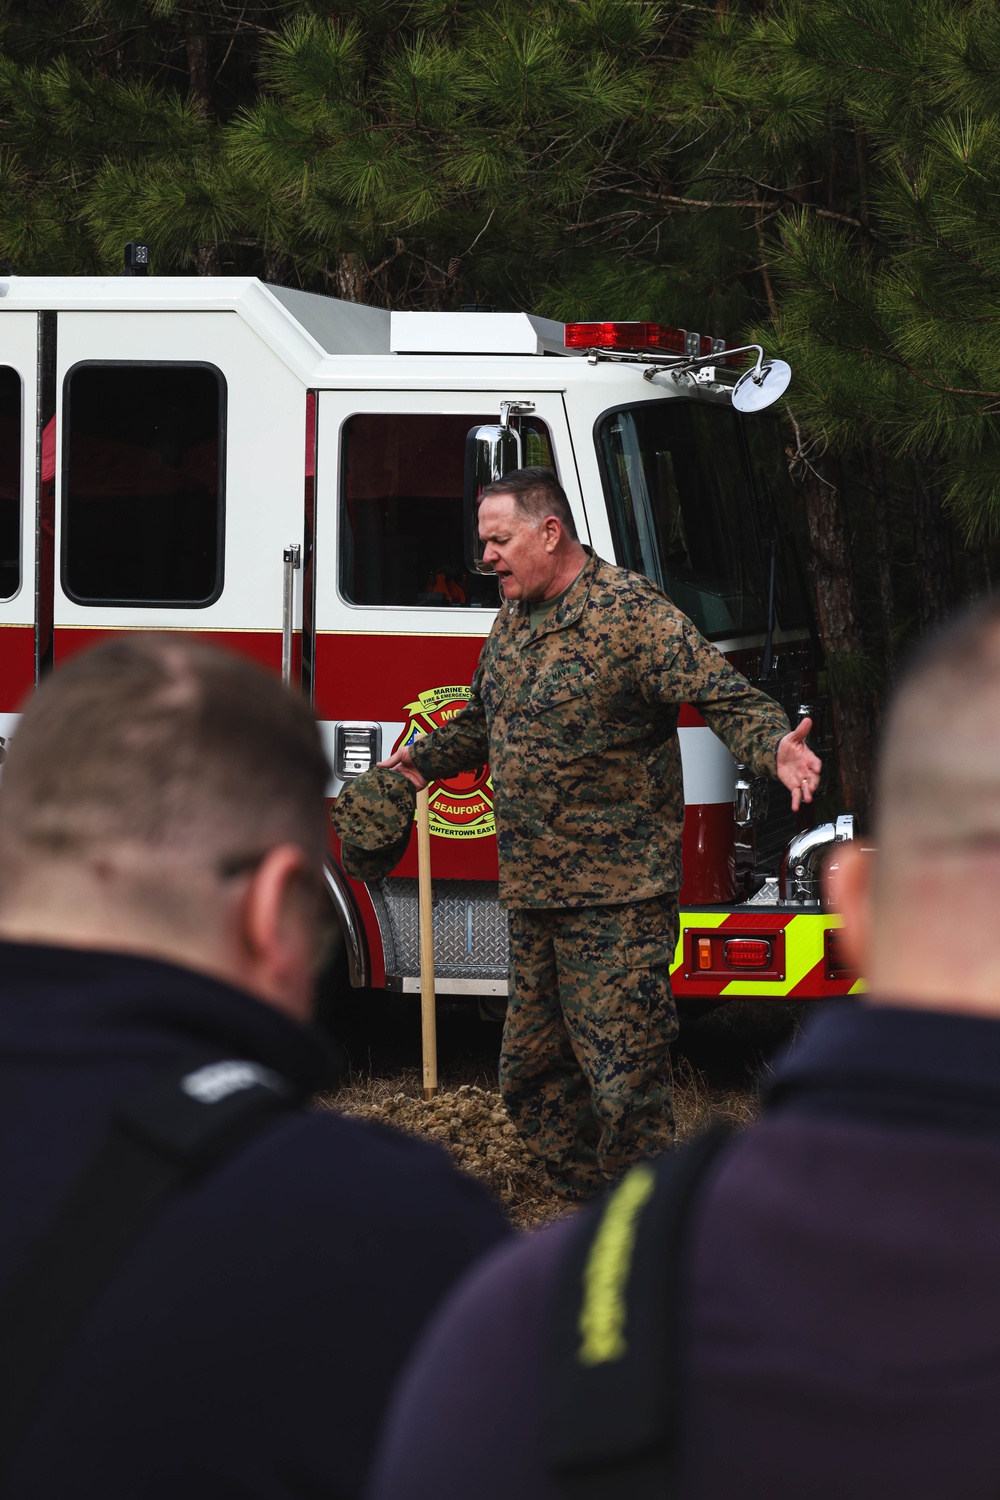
[323,1056,761,1229]
[335,1081,555,1227]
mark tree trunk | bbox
[186,7,218,278]
[264,247,289,285]
[854,126,872,249]
[912,460,958,627]
[185,12,213,118]
[195,243,221,276]
[866,443,896,681]
[332,252,366,303]
[799,456,875,820]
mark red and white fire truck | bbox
[0,274,860,1006]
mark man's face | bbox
[478,494,556,602]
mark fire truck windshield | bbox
[597,399,808,642]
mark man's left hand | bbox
[776,717,822,812]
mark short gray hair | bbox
[876,596,1000,859]
[479,466,578,541]
[0,636,330,871]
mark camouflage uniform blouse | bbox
[409,550,790,909]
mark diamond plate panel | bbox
[377,878,510,979]
[746,877,780,906]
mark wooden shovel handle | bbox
[416,787,438,1101]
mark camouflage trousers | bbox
[500,894,679,1200]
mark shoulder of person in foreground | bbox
[249,1098,511,1257]
[366,1210,578,1500]
[138,1099,513,1500]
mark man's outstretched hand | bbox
[776,717,822,813]
[378,744,428,791]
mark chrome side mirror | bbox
[731,358,792,413]
[463,422,522,574]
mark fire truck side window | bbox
[598,400,786,640]
[340,412,549,608]
[63,364,224,606]
[0,367,20,600]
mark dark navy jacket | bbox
[369,1001,1000,1500]
[0,941,509,1499]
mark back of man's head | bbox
[0,638,330,997]
[834,596,1000,1013]
[876,599,1000,859]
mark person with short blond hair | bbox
[0,637,507,1500]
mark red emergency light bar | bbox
[564,321,738,363]
[565,321,687,354]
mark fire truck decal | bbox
[397,686,495,839]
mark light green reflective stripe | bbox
[577,1164,656,1366]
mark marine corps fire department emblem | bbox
[396,686,494,839]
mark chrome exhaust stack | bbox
[779,814,855,907]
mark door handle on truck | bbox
[282,544,301,686]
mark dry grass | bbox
[320,1054,762,1229]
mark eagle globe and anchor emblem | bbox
[395,686,494,839]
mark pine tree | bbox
[4,0,1000,811]
[0,0,288,274]
[229,0,888,807]
[667,0,1000,803]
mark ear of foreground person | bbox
[0,638,509,1500]
[367,598,1000,1500]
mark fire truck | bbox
[0,273,861,1007]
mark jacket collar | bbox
[766,998,1000,1135]
[0,940,339,1094]
[505,547,601,641]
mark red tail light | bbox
[723,938,772,970]
[684,928,784,982]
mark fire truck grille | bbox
[373,878,510,980]
[754,783,797,878]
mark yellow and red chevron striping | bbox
[671,909,864,1001]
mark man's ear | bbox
[542,515,562,552]
[238,844,315,1021]
[823,840,873,978]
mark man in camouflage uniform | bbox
[383,467,821,1198]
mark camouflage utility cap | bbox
[331,766,415,880]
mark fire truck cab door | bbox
[0,312,38,724]
[49,311,307,673]
[312,388,584,794]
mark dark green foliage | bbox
[2,0,1000,802]
[738,1,1000,545]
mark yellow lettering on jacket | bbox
[577,1164,656,1365]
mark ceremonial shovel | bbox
[416,787,439,1100]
